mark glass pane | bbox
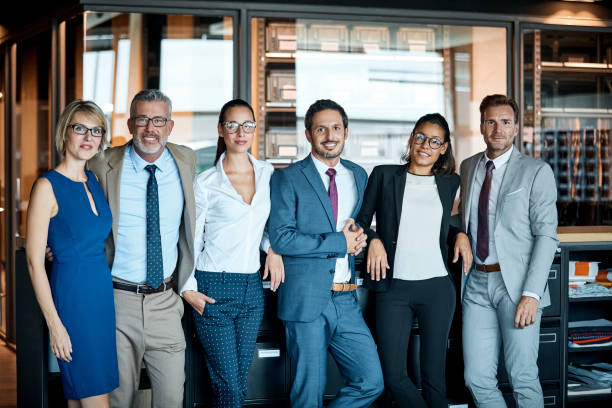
[252,18,507,173]
[81,13,234,172]
[0,50,6,335]
[522,29,612,226]
[13,32,53,238]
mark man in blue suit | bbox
[270,99,384,407]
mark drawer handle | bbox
[543,395,556,406]
[540,333,557,344]
[258,349,281,358]
[262,281,271,290]
[548,269,557,280]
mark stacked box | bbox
[266,127,298,158]
[266,22,307,52]
[350,26,390,52]
[396,27,436,52]
[267,70,296,102]
[307,24,349,52]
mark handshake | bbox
[342,218,367,256]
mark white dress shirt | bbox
[469,146,539,300]
[394,173,447,281]
[112,146,184,283]
[180,152,274,295]
[311,155,358,283]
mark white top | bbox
[112,146,184,283]
[311,155,357,283]
[393,172,448,281]
[180,152,274,295]
[468,146,539,300]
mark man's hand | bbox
[263,247,285,292]
[45,246,54,262]
[183,290,216,315]
[342,218,366,255]
[367,238,389,281]
[514,296,539,329]
[453,232,473,275]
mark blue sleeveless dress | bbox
[41,169,119,399]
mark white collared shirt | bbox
[180,152,274,295]
[469,145,539,300]
[311,155,358,283]
[112,145,184,283]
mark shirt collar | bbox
[310,154,345,175]
[128,144,170,173]
[216,151,265,178]
[483,145,514,168]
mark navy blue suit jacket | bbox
[269,155,368,322]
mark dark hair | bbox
[214,99,255,165]
[304,99,348,133]
[479,94,519,124]
[401,113,455,176]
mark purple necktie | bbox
[326,168,338,226]
[476,160,495,261]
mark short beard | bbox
[133,135,167,155]
[313,141,344,160]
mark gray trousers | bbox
[110,281,186,408]
[462,270,543,408]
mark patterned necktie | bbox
[326,168,338,226]
[476,160,495,261]
[145,165,163,289]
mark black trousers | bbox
[375,276,456,408]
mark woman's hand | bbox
[183,290,216,315]
[453,232,473,275]
[49,320,72,362]
[367,238,389,281]
[263,248,285,292]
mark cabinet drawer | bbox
[498,326,561,384]
[502,384,560,407]
[543,264,561,317]
[247,341,287,400]
[259,282,282,334]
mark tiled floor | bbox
[0,340,16,408]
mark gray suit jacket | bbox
[459,147,558,307]
[88,141,197,292]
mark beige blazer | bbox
[459,147,558,307]
[88,141,196,292]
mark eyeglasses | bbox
[132,116,169,127]
[68,123,106,137]
[222,120,257,134]
[413,132,445,150]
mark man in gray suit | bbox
[457,94,558,407]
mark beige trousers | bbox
[110,285,186,408]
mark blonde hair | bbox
[55,100,108,157]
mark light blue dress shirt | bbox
[111,145,184,283]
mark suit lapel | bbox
[463,154,480,229]
[393,165,408,229]
[105,144,128,245]
[300,156,336,231]
[495,147,521,225]
[341,159,364,219]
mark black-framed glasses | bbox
[132,116,169,127]
[222,120,257,134]
[68,123,106,137]
[413,132,445,150]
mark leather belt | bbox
[332,283,357,292]
[475,263,501,273]
[113,280,174,294]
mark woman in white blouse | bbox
[181,99,284,407]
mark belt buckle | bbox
[136,284,143,294]
[162,282,167,292]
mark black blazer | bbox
[356,164,462,292]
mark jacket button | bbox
[330,269,335,274]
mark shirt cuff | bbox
[522,291,540,301]
[180,270,197,297]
